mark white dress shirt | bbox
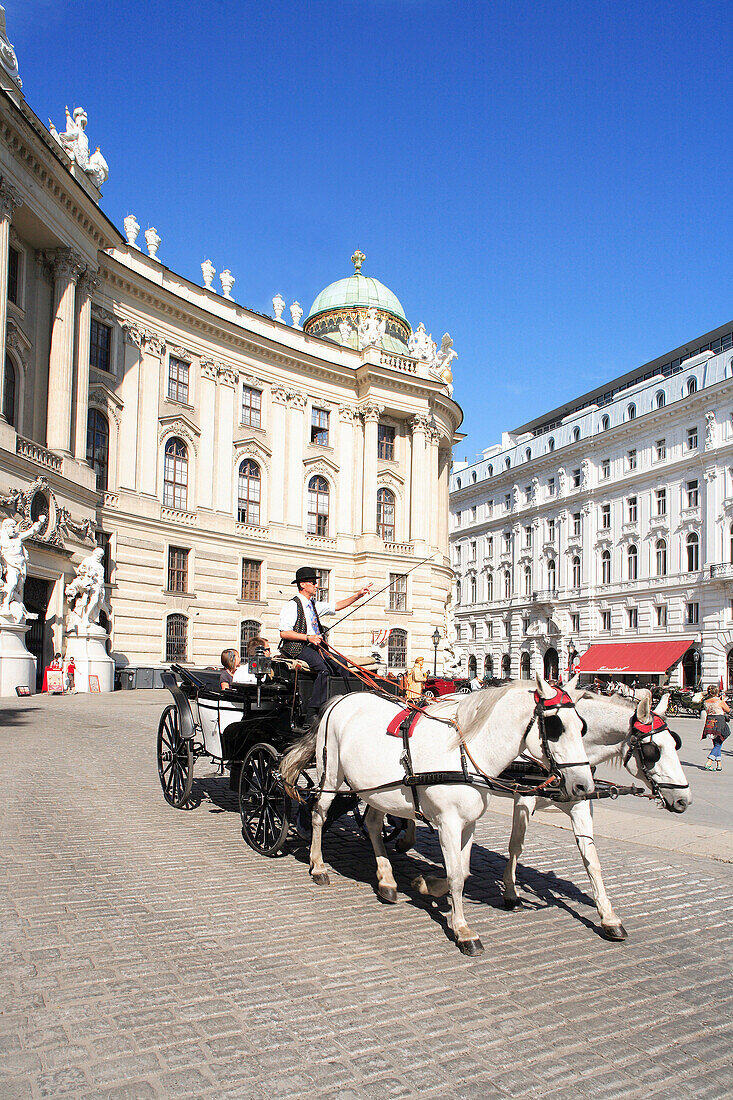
[279,593,335,634]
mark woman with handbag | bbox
[702,685,730,771]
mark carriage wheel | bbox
[353,800,406,845]
[157,705,194,808]
[239,743,290,856]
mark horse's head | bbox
[532,674,594,799]
[625,692,691,813]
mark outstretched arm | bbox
[19,515,46,541]
[334,584,372,613]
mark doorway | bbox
[24,577,50,691]
[520,652,531,679]
[543,647,559,680]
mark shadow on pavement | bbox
[0,706,40,727]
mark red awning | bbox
[575,640,692,676]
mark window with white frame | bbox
[315,569,329,602]
[686,532,699,572]
[376,487,395,541]
[547,558,556,591]
[686,601,699,625]
[655,438,666,461]
[237,459,261,525]
[311,407,329,446]
[470,576,477,603]
[627,448,637,471]
[504,618,511,638]
[572,556,581,588]
[601,458,610,480]
[377,423,395,460]
[627,607,638,629]
[627,544,638,580]
[524,525,532,549]
[687,426,698,450]
[655,604,667,627]
[388,573,407,612]
[547,518,555,542]
[487,536,493,558]
[241,386,262,428]
[570,612,580,634]
[163,437,188,510]
[548,477,555,497]
[600,415,610,432]
[90,319,112,373]
[503,569,511,598]
[601,549,611,584]
[470,540,476,561]
[601,503,611,529]
[655,391,666,409]
[626,403,636,421]
[627,496,637,523]
[572,468,581,488]
[572,512,581,537]
[486,571,494,600]
[686,479,699,508]
[524,566,532,596]
[601,609,611,631]
[471,506,477,521]
[656,539,667,576]
[167,356,189,404]
[486,621,493,639]
[307,476,329,535]
[655,487,667,515]
[470,621,477,641]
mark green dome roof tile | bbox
[305,274,408,325]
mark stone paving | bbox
[1,692,732,1099]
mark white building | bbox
[0,9,461,690]
[450,322,733,689]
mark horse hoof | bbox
[457,937,484,957]
[503,896,522,910]
[601,923,627,941]
[311,871,330,886]
[378,884,398,904]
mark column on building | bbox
[437,444,451,555]
[427,425,441,549]
[269,387,288,525]
[118,325,142,490]
[0,177,22,419]
[46,248,84,452]
[138,332,164,496]
[198,360,218,510]
[409,414,429,544]
[337,404,356,534]
[286,392,306,527]
[360,402,382,535]
[215,368,236,512]
[73,269,100,460]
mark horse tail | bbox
[280,729,318,788]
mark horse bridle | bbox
[623,712,689,802]
[525,689,591,794]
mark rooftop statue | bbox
[408,322,437,363]
[358,306,386,350]
[0,514,46,624]
[49,106,109,188]
[338,318,354,346]
[65,547,110,629]
[432,332,457,396]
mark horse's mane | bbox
[426,681,530,745]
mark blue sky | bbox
[11,1,733,457]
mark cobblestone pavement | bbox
[1,692,732,1099]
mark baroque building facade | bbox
[450,323,733,688]
[0,15,460,689]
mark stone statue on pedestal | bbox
[0,515,46,623]
[65,547,110,628]
[432,333,457,395]
[358,307,386,350]
[49,106,108,187]
[408,322,437,363]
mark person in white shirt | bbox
[232,637,272,685]
[279,566,371,718]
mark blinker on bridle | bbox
[625,712,687,797]
[528,690,590,787]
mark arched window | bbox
[239,619,261,659]
[503,569,511,598]
[237,459,261,525]
[686,531,699,572]
[656,390,666,409]
[656,539,667,576]
[468,654,477,679]
[547,558,556,591]
[687,377,697,395]
[520,652,531,680]
[525,447,532,462]
[601,549,611,584]
[163,437,188,510]
[376,487,395,541]
[486,571,494,601]
[484,654,493,678]
[600,415,610,432]
[87,408,109,493]
[501,653,511,677]
[627,403,636,421]
[388,628,407,669]
[628,544,638,580]
[307,475,329,536]
[572,556,581,588]
[572,426,581,442]
[487,465,493,477]
[548,437,555,452]
[524,566,532,596]
[165,613,188,662]
[4,355,16,429]
[470,575,477,602]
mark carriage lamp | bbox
[693,649,700,687]
[432,629,441,676]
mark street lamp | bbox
[567,640,577,678]
[693,648,700,688]
[432,628,441,676]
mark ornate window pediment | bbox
[158,414,200,454]
[377,469,405,488]
[303,454,340,476]
[89,383,123,427]
[234,436,272,461]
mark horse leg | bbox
[565,801,627,941]
[365,807,398,903]
[440,816,483,956]
[309,746,344,886]
[503,795,536,910]
[395,818,416,853]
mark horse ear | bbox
[565,673,580,694]
[654,693,670,717]
[635,691,651,724]
[535,672,554,700]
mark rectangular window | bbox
[601,610,611,632]
[656,605,667,627]
[241,386,262,428]
[547,519,555,542]
[573,512,581,537]
[241,559,261,601]
[455,544,461,565]
[311,407,329,445]
[522,617,529,636]
[655,488,667,515]
[167,546,189,593]
[601,504,611,529]
[504,619,511,638]
[90,319,112,373]
[96,532,112,585]
[627,608,638,629]
[524,525,532,549]
[548,477,555,496]
[470,541,476,561]
[572,468,581,489]
[627,448,637,471]
[8,245,20,305]
[524,485,532,503]
[655,439,666,461]
[504,494,511,511]
[687,426,698,450]
[470,622,477,641]
[378,424,395,460]
[471,506,477,522]
[486,501,493,517]
[167,356,189,403]
[455,512,461,527]
[570,613,580,634]
[627,496,637,523]
[486,620,493,639]
[686,602,699,625]
[315,568,329,603]
[389,573,407,612]
[601,458,610,480]
[503,532,511,552]
[686,479,699,508]
[487,536,493,558]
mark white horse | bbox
[281,673,594,955]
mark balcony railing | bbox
[532,589,558,603]
[15,436,62,472]
[710,563,733,580]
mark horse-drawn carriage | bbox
[157,656,400,854]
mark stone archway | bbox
[520,652,531,680]
[543,647,559,680]
[682,649,699,689]
[468,654,477,680]
[501,653,511,678]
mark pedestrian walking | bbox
[702,684,730,771]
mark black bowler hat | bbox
[291,566,318,585]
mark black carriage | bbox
[157,656,401,855]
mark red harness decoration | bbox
[632,713,667,736]
[386,706,424,738]
[533,688,573,709]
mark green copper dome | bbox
[305,274,408,326]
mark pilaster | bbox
[270,387,289,525]
[46,248,84,453]
[286,391,306,527]
[409,413,430,545]
[0,177,23,422]
[198,359,218,510]
[73,269,101,460]
[360,402,383,535]
[215,367,236,512]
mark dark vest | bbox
[280,597,325,658]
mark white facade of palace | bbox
[0,11,461,689]
[450,323,733,689]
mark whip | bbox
[327,550,441,632]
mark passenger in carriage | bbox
[219,648,240,690]
[279,566,371,720]
[232,637,272,685]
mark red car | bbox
[423,675,471,698]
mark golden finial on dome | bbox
[351,249,365,274]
